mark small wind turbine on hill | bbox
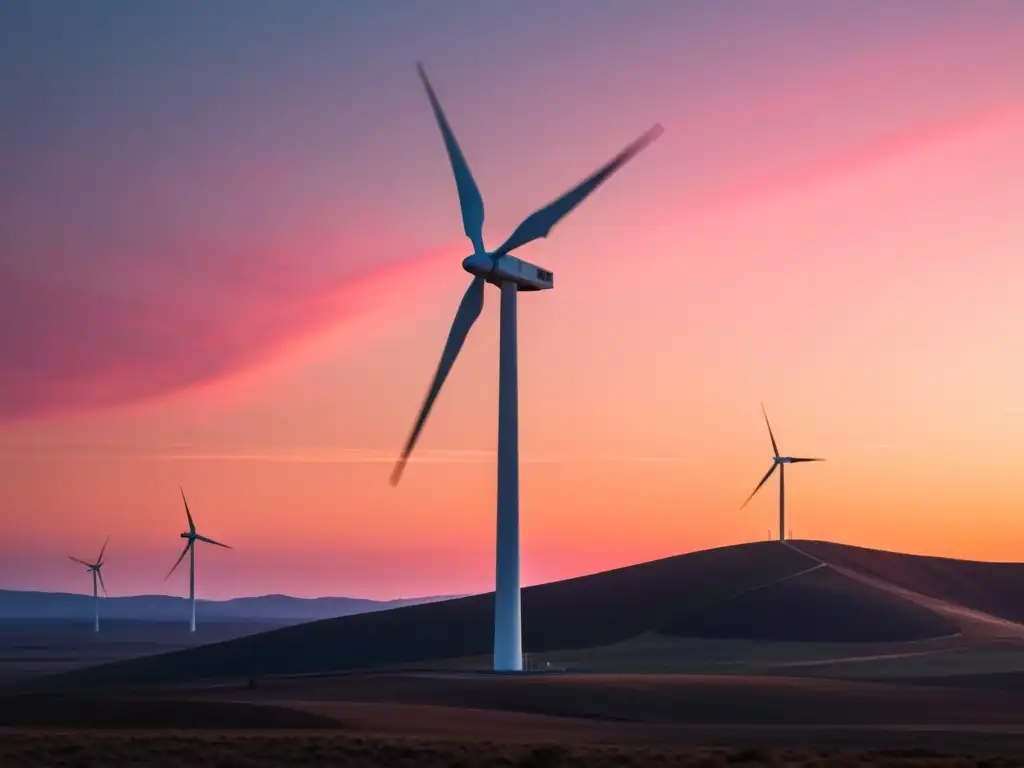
[390,63,663,672]
[741,403,825,542]
[69,537,110,632]
[166,488,232,632]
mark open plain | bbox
[0,618,287,685]
[5,542,1024,765]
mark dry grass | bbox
[0,732,1016,768]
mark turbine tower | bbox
[390,64,663,672]
[741,403,825,542]
[166,487,232,632]
[69,537,110,632]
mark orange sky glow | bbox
[2,2,1024,599]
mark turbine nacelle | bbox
[181,531,194,539]
[775,456,793,464]
[462,253,554,292]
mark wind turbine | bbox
[69,537,110,632]
[166,487,231,632]
[390,63,663,672]
[741,403,825,542]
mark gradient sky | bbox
[2,0,1024,600]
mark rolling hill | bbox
[0,590,459,624]
[34,540,1024,688]
[797,541,1024,627]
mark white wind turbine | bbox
[69,536,110,633]
[741,403,825,542]
[166,487,232,632]
[390,63,663,672]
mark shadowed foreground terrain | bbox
[8,676,1024,765]
[4,731,1021,768]
[12,672,1024,729]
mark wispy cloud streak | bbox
[0,442,703,465]
[0,249,449,422]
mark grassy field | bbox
[6,691,1024,766]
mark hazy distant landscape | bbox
[0,588,459,623]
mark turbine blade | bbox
[97,569,108,596]
[195,534,231,549]
[180,487,195,533]
[761,402,780,458]
[165,540,193,580]
[68,555,91,567]
[492,124,664,258]
[789,457,825,463]
[417,63,486,255]
[96,535,110,565]
[391,275,486,486]
[740,464,778,509]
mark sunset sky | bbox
[2,0,1024,600]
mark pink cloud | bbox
[725,105,1024,211]
[0,247,453,422]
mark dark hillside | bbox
[662,563,956,642]
[795,541,1024,624]
[38,542,816,687]
[38,540,1021,689]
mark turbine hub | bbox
[462,253,554,291]
[461,252,492,276]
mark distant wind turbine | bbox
[389,63,663,672]
[69,537,110,632]
[166,488,232,632]
[741,403,824,542]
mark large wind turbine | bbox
[390,63,663,672]
[741,403,825,542]
[69,537,110,632]
[166,488,231,632]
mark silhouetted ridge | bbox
[39,540,1020,689]
[39,542,816,687]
